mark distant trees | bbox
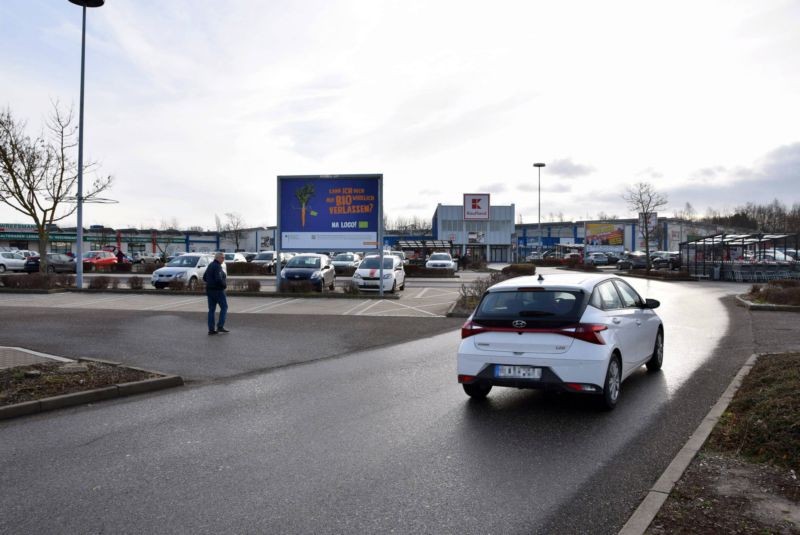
[699,200,799,233]
[223,212,247,250]
[623,182,668,269]
[0,104,112,272]
[384,215,431,234]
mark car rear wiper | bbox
[519,310,555,317]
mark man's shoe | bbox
[217,327,230,333]
[208,330,218,335]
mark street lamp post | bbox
[533,162,546,256]
[68,0,104,290]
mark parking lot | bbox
[0,279,465,317]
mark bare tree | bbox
[622,182,668,269]
[0,105,112,272]
[224,212,247,250]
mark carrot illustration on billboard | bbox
[295,184,315,227]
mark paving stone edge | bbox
[0,369,183,421]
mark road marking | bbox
[375,299,443,317]
[144,297,206,311]
[342,299,375,315]
[239,298,296,313]
[355,300,384,316]
[414,287,429,299]
[53,295,133,308]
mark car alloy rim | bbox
[656,334,664,364]
[608,359,620,401]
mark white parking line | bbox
[355,300,384,316]
[414,287,430,299]
[239,298,296,314]
[342,299,375,315]
[144,297,206,311]
[53,295,134,308]
[374,299,443,317]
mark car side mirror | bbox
[644,298,660,309]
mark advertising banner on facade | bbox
[585,222,625,253]
[463,193,490,220]
[278,174,382,250]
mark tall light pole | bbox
[68,0,104,289]
[533,162,546,256]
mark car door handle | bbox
[612,318,621,324]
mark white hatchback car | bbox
[457,273,663,409]
[352,254,405,293]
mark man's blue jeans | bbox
[207,290,228,331]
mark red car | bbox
[82,250,118,270]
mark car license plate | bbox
[495,365,541,379]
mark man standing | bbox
[203,252,229,335]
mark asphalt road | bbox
[0,278,758,534]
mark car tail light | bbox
[560,324,608,345]
[458,374,476,383]
[461,320,484,339]
[462,320,607,344]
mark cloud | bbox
[635,167,664,180]
[667,142,800,210]
[476,182,506,193]
[547,158,595,178]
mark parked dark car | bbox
[651,251,681,270]
[616,252,649,270]
[24,253,76,274]
[279,253,335,291]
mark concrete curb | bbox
[735,294,800,312]
[618,353,760,535]
[0,367,184,421]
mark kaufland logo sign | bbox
[463,193,490,220]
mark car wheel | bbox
[399,278,405,291]
[600,355,621,411]
[47,265,55,273]
[646,331,664,372]
[188,277,197,290]
[155,283,166,290]
[389,280,396,294]
[0,265,6,273]
[463,382,492,399]
[329,276,335,291]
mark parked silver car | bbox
[151,253,221,289]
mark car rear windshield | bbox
[255,253,274,260]
[429,253,450,261]
[474,289,586,326]
[334,254,354,261]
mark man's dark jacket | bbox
[203,260,227,291]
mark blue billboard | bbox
[278,174,382,251]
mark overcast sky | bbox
[2,0,798,230]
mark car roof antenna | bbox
[538,274,544,282]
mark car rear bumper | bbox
[457,351,609,390]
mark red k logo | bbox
[471,198,481,209]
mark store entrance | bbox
[465,246,486,264]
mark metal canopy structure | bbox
[397,240,451,249]
[680,232,799,281]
